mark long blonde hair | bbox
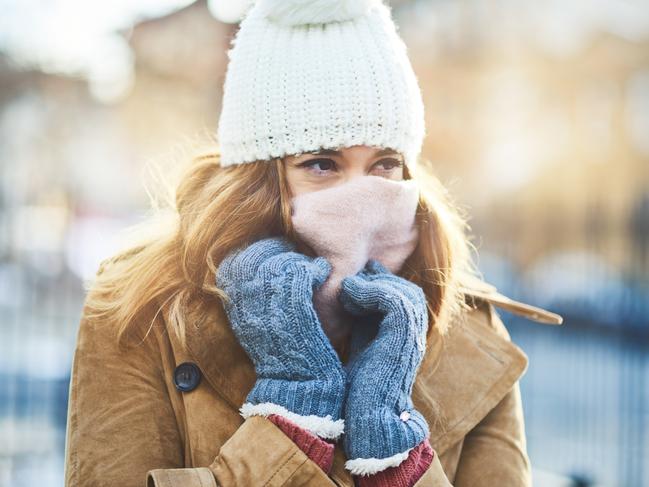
[84,144,481,357]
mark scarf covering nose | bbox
[290,175,420,344]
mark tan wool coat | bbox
[63,257,563,487]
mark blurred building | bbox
[117,0,234,158]
[397,2,649,281]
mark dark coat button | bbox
[173,362,202,392]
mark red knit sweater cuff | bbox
[354,438,435,487]
[267,413,335,474]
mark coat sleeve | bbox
[451,381,531,487]
[411,380,529,487]
[411,447,454,486]
[147,415,336,487]
[451,306,533,487]
[146,416,333,487]
[64,302,337,487]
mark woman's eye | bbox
[374,158,404,171]
[299,159,337,175]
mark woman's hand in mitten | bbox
[338,259,430,475]
[215,236,346,440]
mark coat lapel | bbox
[412,299,529,456]
[184,298,256,411]
[183,281,556,480]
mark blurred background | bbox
[0,0,648,485]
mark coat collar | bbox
[183,278,561,482]
[457,271,564,325]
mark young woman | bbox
[63,1,563,486]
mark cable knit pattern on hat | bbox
[216,0,426,169]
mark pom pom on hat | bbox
[256,0,381,26]
[209,0,256,24]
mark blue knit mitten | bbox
[215,236,346,440]
[339,259,430,475]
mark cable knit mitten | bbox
[339,259,430,475]
[215,236,346,440]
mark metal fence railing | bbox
[1,261,647,486]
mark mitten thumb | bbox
[338,274,382,316]
[309,256,333,289]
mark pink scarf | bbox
[290,175,420,344]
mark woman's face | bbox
[283,145,405,197]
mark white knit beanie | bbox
[216,0,426,170]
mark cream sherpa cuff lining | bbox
[239,402,345,440]
[344,447,414,476]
